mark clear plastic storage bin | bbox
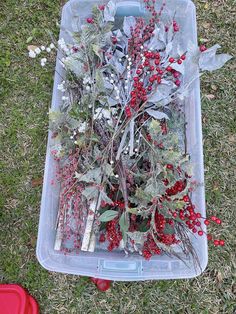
[36,0,208,281]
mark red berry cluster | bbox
[144,0,166,23]
[125,80,147,118]
[155,211,179,244]
[166,180,186,196]
[155,211,166,232]
[105,219,122,251]
[128,18,146,58]
[173,20,179,32]
[142,234,161,260]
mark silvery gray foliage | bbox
[199,44,232,72]
[64,57,84,77]
[171,61,185,75]
[146,109,169,120]
[123,16,136,37]
[148,24,166,50]
[104,0,116,22]
[147,80,176,105]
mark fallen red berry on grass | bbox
[96,279,111,291]
[90,277,98,284]
[219,240,225,246]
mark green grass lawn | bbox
[0,0,235,313]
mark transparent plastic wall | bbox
[37,0,208,281]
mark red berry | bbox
[147,86,152,91]
[96,279,111,292]
[155,59,160,65]
[125,107,132,118]
[98,5,105,10]
[99,233,106,243]
[196,213,201,218]
[136,69,142,75]
[175,79,181,86]
[173,71,180,78]
[183,195,189,203]
[214,239,220,246]
[87,18,94,24]
[181,55,186,60]
[149,76,155,83]
[166,164,173,170]
[157,76,162,84]
[166,66,172,72]
[177,59,182,64]
[198,230,203,236]
[169,57,175,63]
[216,219,222,225]
[207,234,212,241]
[200,45,207,52]
[174,25,179,32]
[211,216,217,221]
[149,65,155,71]
[219,240,225,246]
[172,212,177,218]
[112,37,118,44]
[204,219,210,226]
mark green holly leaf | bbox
[99,210,118,222]
[119,212,130,244]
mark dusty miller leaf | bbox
[148,24,165,50]
[199,44,232,72]
[144,177,166,197]
[130,187,151,206]
[104,0,116,22]
[171,62,185,75]
[64,56,84,78]
[123,16,136,37]
[147,80,176,104]
[146,109,169,120]
[99,210,118,222]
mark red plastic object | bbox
[90,278,111,291]
[0,284,39,314]
[27,295,39,314]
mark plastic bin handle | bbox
[99,259,142,274]
[116,1,145,17]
